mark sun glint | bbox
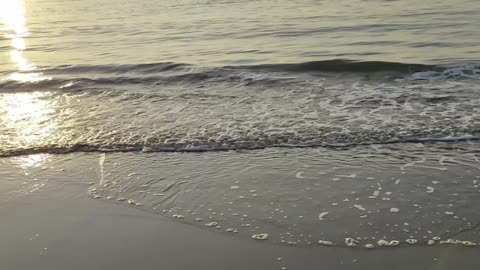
[0,0,28,36]
[1,0,51,83]
[0,92,57,148]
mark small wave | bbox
[0,72,227,92]
[2,59,478,92]
[38,62,191,74]
[0,77,143,92]
[1,135,479,158]
[234,59,442,73]
[38,59,443,74]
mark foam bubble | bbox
[318,212,329,220]
[295,172,305,179]
[127,199,137,205]
[405,239,417,245]
[345,238,358,247]
[462,241,477,247]
[354,204,366,211]
[378,239,400,247]
[252,233,269,240]
[318,240,333,246]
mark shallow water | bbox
[2,143,480,248]
[1,0,480,249]
[92,143,480,246]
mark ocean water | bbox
[1,0,480,248]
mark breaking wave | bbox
[1,59,479,157]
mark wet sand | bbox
[1,181,479,270]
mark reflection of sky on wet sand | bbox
[14,153,51,169]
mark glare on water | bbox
[0,0,57,165]
[0,92,57,151]
[0,0,49,81]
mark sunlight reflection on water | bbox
[0,92,57,149]
[0,1,57,156]
[0,0,50,81]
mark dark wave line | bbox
[0,73,225,92]
[1,136,478,158]
[231,59,443,73]
[38,62,191,74]
[34,59,448,75]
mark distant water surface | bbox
[1,0,480,69]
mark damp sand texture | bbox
[2,150,480,270]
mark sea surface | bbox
[1,0,480,248]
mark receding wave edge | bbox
[2,135,479,158]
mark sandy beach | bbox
[1,153,479,270]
